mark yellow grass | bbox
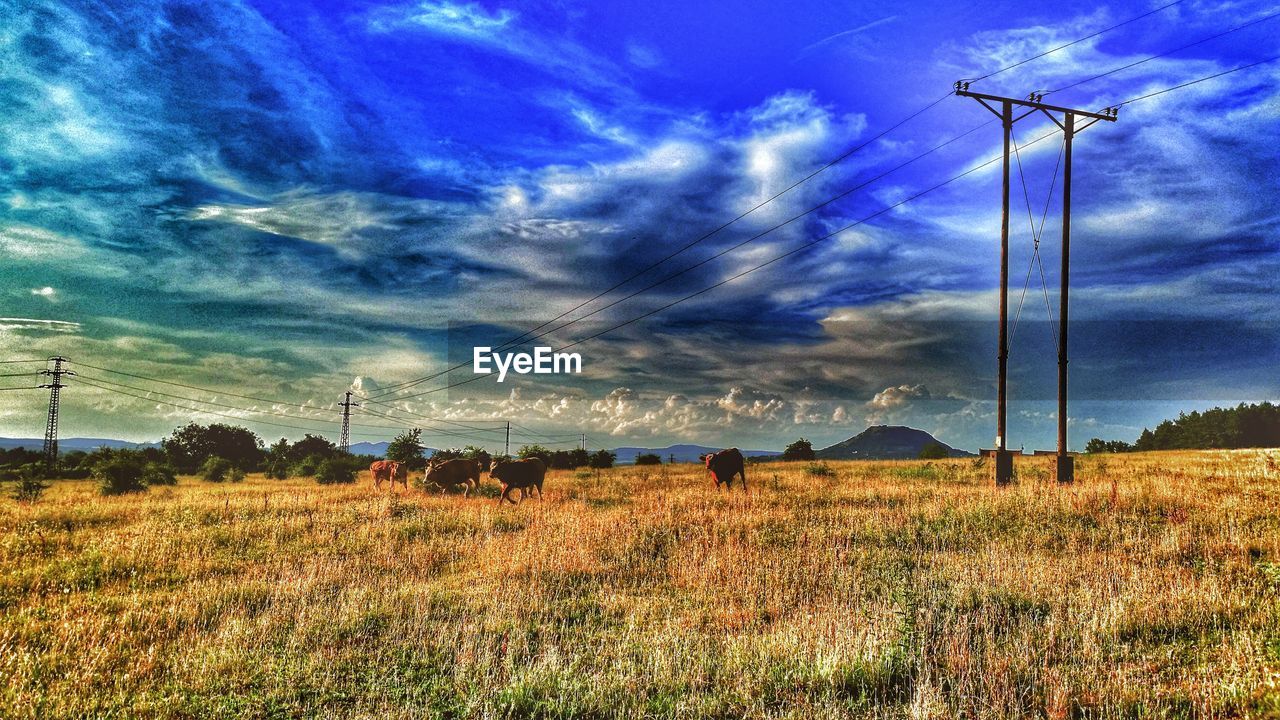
[3,451,1280,718]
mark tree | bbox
[11,464,50,502]
[430,447,464,462]
[200,457,233,483]
[94,451,149,495]
[316,457,359,485]
[287,434,337,463]
[569,448,590,468]
[782,438,815,461]
[517,445,553,465]
[387,429,428,470]
[635,453,662,465]
[589,450,616,469]
[918,442,950,460]
[1085,438,1134,454]
[265,438,291,479]
[163,423,264,473]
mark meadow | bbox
[2,451,1279,719]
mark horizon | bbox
[2,0,1278,453]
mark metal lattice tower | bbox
[338,391,359,453]
[38,356,74,467]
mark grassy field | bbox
[3,451,1280,719]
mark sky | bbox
[0,0,1277,453]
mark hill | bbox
[815,425,972,459]
[0,437,162,452]
[612,444,777,464]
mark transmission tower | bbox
[954,83,1117,485]
[338,391,359,453]
[38,356,74,467]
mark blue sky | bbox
[0,0,1277,452]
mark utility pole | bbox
[505,421,510,457]
[954,83,1117,485]
[338,391,359,453]
[38,356,74,467]
[581,433,586,451]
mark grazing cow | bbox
[490,457,547,505]
[705,448,746,491]
[370,460,405,490]
[424,458,481,497]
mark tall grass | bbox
[2,450,1278,718]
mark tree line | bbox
[1086,402,1280,453]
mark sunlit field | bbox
[3,451,1279,719]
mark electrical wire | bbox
[1042,9,1280,97]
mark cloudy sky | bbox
[0,0,1276,452]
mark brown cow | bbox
[490,457,547,505]
[705,448,746,491]
[423,457,481,497]
[370,460,405,490]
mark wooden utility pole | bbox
[954,83,1117,485]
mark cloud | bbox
[30,287,56,298]
[866,384,931,423]
[368,2,515,39]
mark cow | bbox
[423,457,481,497]
[490,457,547,505]
[705,448,746,491]
[370,460,405,490]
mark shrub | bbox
[292,454,324,477]
[141,462,178,486]
[804,462,836,478]
[635,453,662,466]
[200,457,233,483]
[316,457,358,485]
[95,455,148,495]
[589,450,616,469]
[228,467,246,483]
[265,459,290,480]
[782,438,816,461]
[11,464,50,502]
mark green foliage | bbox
[804,462,836,478]
[316,457,359,485]
[140,462,178,486]
[11,464,50,502]
[635,453,662,466]
[285,434,337,463]
[1085,438,1134,454]
[228,467,246,483]
[589,450,616,469]
[163,422,264,473]
[265,458,290,480]
[782,438,816,461]
[292,454,324,477]
[547,448,591,469]
[200,457,233,483]
[430,447,464,462]
[517,445,553,464]
[94,452,149,495]
[918,442,950,459]
[1132,402,1280,452]
[387,429,428,470]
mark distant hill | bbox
[0,437,161,452]
[815,426,972,460]
[612,444,777,464]
[349,442,442,457]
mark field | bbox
[3,452,1280,719]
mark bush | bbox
[11,464,50,502]
[141,462,178,486]
[95,455,148,495]
[200,457,233,483]
[589,450,616,469]
[635,453,662,466]
[782,438,816,461]
[265,459,290,480]
[292,454,325,477]
[316,457,358,485]
[228,467,246,483]
[804,462,836,478]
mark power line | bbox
[1112,53,1280,107]
[378,128,1067,402]
[370,118,993,399]
[73,376,391,438]
[369,9,1184,401]
[1042,9,1280,97]
[71,360,309,408]
[0,359,47,364]
[962,0,1188,83]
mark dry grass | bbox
[3,451,1280,718]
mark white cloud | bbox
[30,287,56,297]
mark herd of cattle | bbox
[367,447,746,504]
